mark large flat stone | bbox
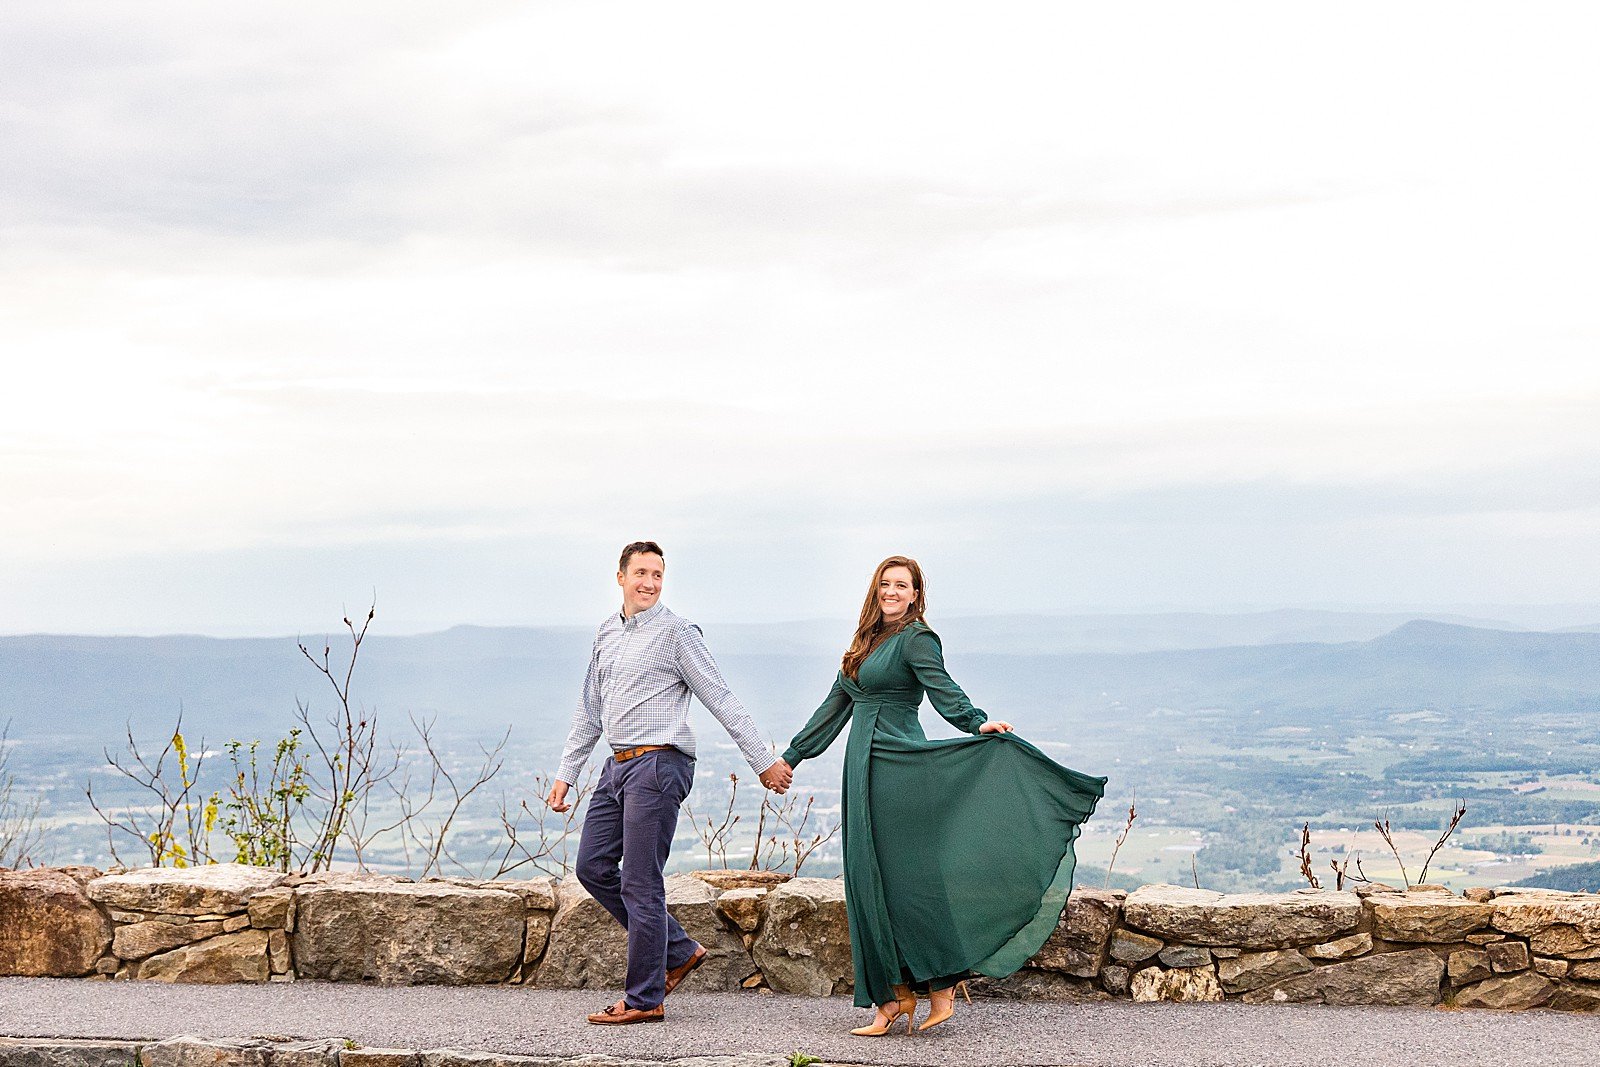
[1030,887,1123,977]
[87,865,286,916]
[1452,971,1555,1010]
[1448,948,1492,985]
[689,869,793,894]
[113,918,224,961]
[1305,932,1371,961]
[1369,895,1494,942]
[534,874,752,991]
[1549,980,1600,1012]
[139,1035,342,1066]
[1243,948,1444,1006]
[138,929,270,983]
[1108,929,1163,963]
[0,868,112,977]
[0,1038,144,1067]
[1217,949,1312,993]
[534,878,627,990]
[468,877,558,912]
[1122,884,1360,949]
[750,877,853,996]
[293,880,523,984]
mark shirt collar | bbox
[621,601,666,630]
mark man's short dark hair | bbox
[619,541,665,572]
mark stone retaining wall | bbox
[3,865,1598,1011]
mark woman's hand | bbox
[978,720,1014,734]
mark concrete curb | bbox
[0,1037,827,1067]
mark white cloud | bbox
[2,1,1599,629]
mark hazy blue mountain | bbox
[5,617,1599,748]
[711,608,1523,656]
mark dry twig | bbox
[1296,822,1321,890]
[1417,800,1468,886]
[1104,792,1137,887]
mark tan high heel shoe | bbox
[917,980,970,1032]
[849,984,918,1036]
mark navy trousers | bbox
[575,747,700,1009]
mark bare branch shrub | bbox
[1329,852,1372,891]
[1,719,45,868]
[493,768,596,879]
[747,788,839,876]
[86,713,214,867]
[292,605,405,872]
[1372,801,1467,888]
[81,604,552,877]
[684,774,741,868]
[396,717,510,878]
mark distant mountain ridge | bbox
[4,614,1599,743]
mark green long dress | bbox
[782,621,1107,1009]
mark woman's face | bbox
[877,565,917,622]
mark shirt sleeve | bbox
[783,673,854,768]
[676,623,778,776]
[555,639,604,785]
[905,627,988,734]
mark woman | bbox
[780,556,1106,1035]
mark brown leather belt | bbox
[613,744,674,763]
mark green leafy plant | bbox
[787,1054,821,1067]
[211,730,311,871]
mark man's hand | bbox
[759,759,793,794]
[546,779,572,812]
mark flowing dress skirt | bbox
[842,697,1106,1006]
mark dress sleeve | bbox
[905,628,989,734]
[782,673,853,768]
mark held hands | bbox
[978,720,1015,734]
[759,758,794,794]
[545,779,572,812]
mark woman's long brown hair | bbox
[841,555,927,680]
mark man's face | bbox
[617,552,665,617]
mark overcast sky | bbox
[3,2,1598,635]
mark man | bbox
[546,541,793,1025]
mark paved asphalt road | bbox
[1,978,1595,1067]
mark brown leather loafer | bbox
[587,999,664,1025]
[663,943,708,997]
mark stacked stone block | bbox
[3,865,1598,1012]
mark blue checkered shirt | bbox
[555,602,777,784]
